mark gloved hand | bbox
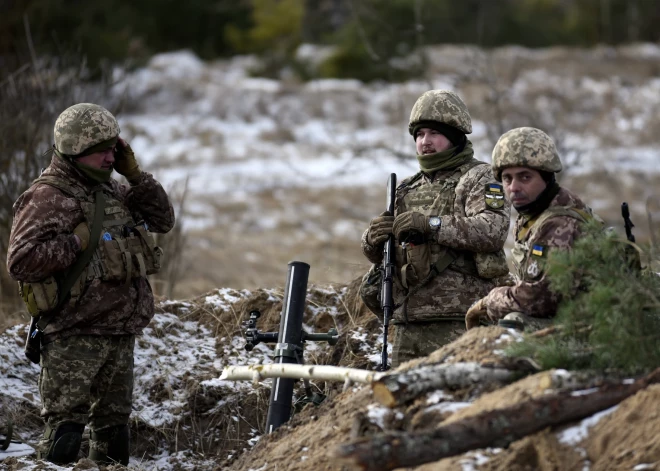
[392,211,428,240]
[465,297,488,330]
[73,222,90,252]
[113,137,142,182]
[367,211,394,247]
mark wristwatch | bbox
[429,216,442,230]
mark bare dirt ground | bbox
[227,324,660,471]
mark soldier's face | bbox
[501,167,547,208]
[76,147,115,170]
[415,128,452,155]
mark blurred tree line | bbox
[2,0,659,79]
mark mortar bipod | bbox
[242,309,340,352]
[242,310,339,415]
[241,262,339,433]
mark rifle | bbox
[621,202,641,271]
[379,173,397,371]
[621,202,635,243]
[21,186,105,364]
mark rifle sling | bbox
[37,187,105,332]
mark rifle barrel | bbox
[379,173,397,371]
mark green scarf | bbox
[72,161,113,183]
[54,149,112,183]
[416,140,474,173]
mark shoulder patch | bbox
[485,183,505,209]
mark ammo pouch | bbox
[396,242,431,289]
[19,277,59,317]
[98,225,163,283]
[474,249,510,279]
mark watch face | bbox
[429,216,441,228]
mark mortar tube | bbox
[265,261,310,433]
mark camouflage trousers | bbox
[391,320,465,368]
[38,335,135,453]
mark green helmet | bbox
[491,127,562,181]
[54,103,120,156]
[408,89,472,135]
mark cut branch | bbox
[220,364,385,386]
[335,367,660,471]
[371,362,517,408]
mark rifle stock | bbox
[621,202,641,271]
[379,173,397,371]
[621,202,635,243]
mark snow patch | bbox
[557,406,619,445]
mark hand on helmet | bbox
[465,297,488,330]
[367,211,394,247]
[113,137,142,182]
[392,211,428,240]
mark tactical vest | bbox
[512,206,595,282]
[19,174,163,315]
[394,160,509,290]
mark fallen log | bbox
[335,367,660,471]
[371,362,517,408]
[220,364,385,387]
[408,368,618,430]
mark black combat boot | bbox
[88,424,130,466]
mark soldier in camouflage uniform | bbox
[361,90,511,367]
[7,103,175,465]
[465,127,599,331]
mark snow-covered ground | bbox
[0,285,383,469]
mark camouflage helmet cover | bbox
[408,89,472,135]
[491,127,562,180]
[54,103,120,156]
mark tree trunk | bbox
[335,367,660,471]
[371,362,516,408]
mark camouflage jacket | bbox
[7,154,175,341]
[361,159,510,322]
[485,187,591,320]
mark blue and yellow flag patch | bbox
[532,244,545,257]
[487,183,502,193]
[484,183,505,210]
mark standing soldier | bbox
[361,90,511,367]
[465,127,600,331]
[7,103,175,465]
